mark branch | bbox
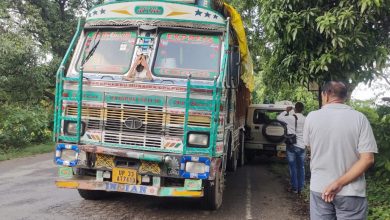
[379,74,390,86]
[44,90,55,101]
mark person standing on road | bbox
[277,102,306,194]
[303,81,377,220]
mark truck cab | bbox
[244,101,293,159]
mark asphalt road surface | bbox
[0,153,307,220]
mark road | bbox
[0,153,307,220]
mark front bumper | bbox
[56,178,203,198]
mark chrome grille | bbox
[104,104,164,147]
[65,101,211,149]
[105,104,164,135]
[104,131,161,148]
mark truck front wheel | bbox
[78,189,109,200]
[202,167,224,210]
[226,134,238,172]
[238,131,245,167]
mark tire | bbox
[262,120,287,143]
[227,134,238,172]
[202,167,224,210]
[78,189,109,200]
[238,131,245,167]
[245,149,255,163]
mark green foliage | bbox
[353,102,390,180]
[367,177,390,220]
[254,77,319,113]
[0,104,51,150]
[0,0,102,150]
[352,101,390,219]
[0,32,49,103]
[258,0,390,91]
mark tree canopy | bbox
[257,0,390,92]
[0,0,103,104]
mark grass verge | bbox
[0,142,54,161]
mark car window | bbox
[253,109,285,124]
[253,110,269,124]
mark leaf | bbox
[332,38,337,47]
[361,1,368,14]
[323,65,329,71]
[292,28,298,41]
[356,38,364,47]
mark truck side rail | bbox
[53,19,83,142]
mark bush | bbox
[353,103,390,180]
[367,177,390,220]
[353,102,390,219]
[0,104,50,151]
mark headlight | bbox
[61,149,78,162]
[185,162,208,173]
[187,132,209,148]
[64,121,86,136]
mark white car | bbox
[244,101,294,160]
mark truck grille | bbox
[105,103,164,136]
[66,102,211,149]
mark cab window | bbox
[77,31,136,74]
[153,32,221,79]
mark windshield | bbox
[153,33,221,79]
[77,31,136,74]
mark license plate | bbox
[112,168,137,185]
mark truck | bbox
[53,0,254,210]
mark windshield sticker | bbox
[120,43,128,51]
[163,33,219,44]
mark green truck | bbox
[53,0,254,210]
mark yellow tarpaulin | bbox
[223,3,255,92]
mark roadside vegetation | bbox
[0,0,389,218]
[0,142,53,161]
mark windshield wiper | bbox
[82,30,101,66]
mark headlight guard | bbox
[55,144,80,167]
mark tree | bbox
[0,0,50,103]
[0,0,104,103]
[258,0,390,94]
